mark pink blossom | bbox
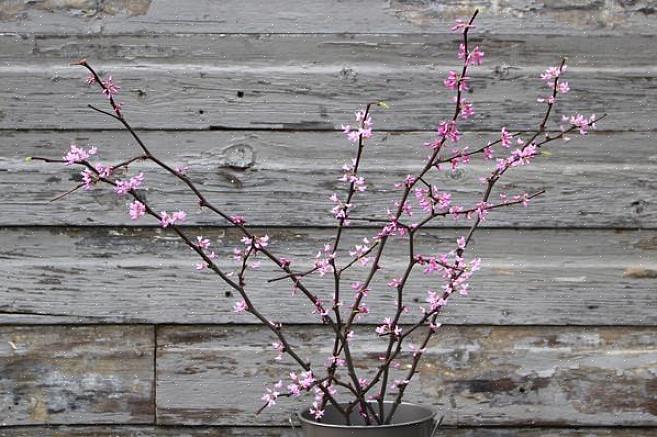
[475,201,490,220]
[309,403,325,420]
[355,110,373,129]
[159,210,186,228]
[483,146,494,160]
[326,355,346,367]
[230,215,246,225]
[437,191,452,210]
[175,164,190,175]
[390,379,410,392]
[261,384,280,408]
[96,164,113,178]
[63,144,97,165]
[113,101,123,116]
[443,70,469,91]
[408,343,427,357]
[195,236,211,249]
[341,110,373,143]
[557,81,570,94]
[298,371,316,390]
[540,65,566,83]
[469,46,485,65]
[241,234,269,250]
[508,144,538,167]
[349,239,371,266]
[85,74,96,85]
[396,174,416,188]
[388,277,402,288]
[451,18,475,32]
[287,383,301,397]
[113,172,144,196]
[101,74,120,98]
[501,127,513,148]
[129,200,146,221]
[426,290,447,312]
[437,120,461,143]
[460,100,475,119]
[429,321,442,332]
[457,236,466,249]
[233,300,248,313]
[563,113,597,135]
[457,43,467,60]
[81,169,95,190]
[272,341,285,361]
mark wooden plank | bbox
[0,325,154,426]
[1,425,655,436]
[4,130,655,228]
[3,33,656,69]
[0,426,294,436]
[156,325,657,426]
[1,0,656,35]
[1,227,656,325]
[0,65,636,131]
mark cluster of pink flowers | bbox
[313,243,335,277]
[563,113,597,135]
[241,234,270,251]
[113,172,144,195]
[159,210,187,228]
[129,200,146,220]
[329,193,352,223]
[443,70,469,91]
[436,120,461,143]
[496,143,538,172]
[101,74,120,99]
[63,144,97,165]
[413,186,451,214]
[375,317,403,338]
[81,163,112,190]
[341,110,373,143]
[261,381,282,408]
[193,235,218,270]
[348,237,372,266]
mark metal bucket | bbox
[296,402,438,437]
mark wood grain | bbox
[0,65,635,131]
[0,325,154,426]
[156,325,657,426]
[4,33,657,69]
[0,0,655,35]
[4,130,654,228]
[2,227,655,325]
[1,425,655,436]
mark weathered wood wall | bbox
[1,0,656,435]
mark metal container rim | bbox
[297,401,436,429]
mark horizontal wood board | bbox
[0,65,638,131]
[4,130,655,228]
[1,426,656,436]
[1,227,655,325]
[156,325,657,426]
[0,325,154,426]
[1,0,656,35]
[3,33,657,69]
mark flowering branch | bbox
[31,9,603,426]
